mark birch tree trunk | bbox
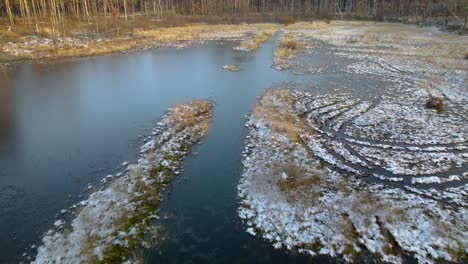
[124,0,128,21]
[4,0,15,27]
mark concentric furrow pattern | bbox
[290,90,468,206]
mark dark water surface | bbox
[0,36,378,263]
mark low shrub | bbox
[278,35,297,50]
[276,15,296,25]
[39,26,54,37]
[283,36,297,49]
[425,95,444,114]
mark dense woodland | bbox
[1,0,467,36]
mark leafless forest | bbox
[1,0,467,37]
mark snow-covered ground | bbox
[238,90,467,263]
[244,25,466,263]
[275,21,467,104]
[270,20,468,189]
[32,100,212,263]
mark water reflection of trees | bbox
[0,67,13,142]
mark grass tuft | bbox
[222,64,240,71]
[38,26,54,38]
[283,37,297,50]
[273,34,300,69]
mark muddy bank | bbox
[32,100,212,263]
[238,90,467,263]
[0,23,278,63]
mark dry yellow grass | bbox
[169,99,212,132]
[281,20,467,73]
[253,90,301,143]
[285,21,333,30]
[133,25,201,41]
[135,23,278,44]
[271,114,299,142]
[32,39,140,58]
[282,35,297,49]
[274,47,293,58]
[191,99,213,113]
[273,34,300,69]
[0,29,21,42]
[239,24,279,51]
[1,23,279,62]
[341,21,467,60]
[38,26,54,38]
[170,106,197,131]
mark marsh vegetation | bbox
[0,3,466,263]
[239,20,467,264]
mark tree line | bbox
[1,0,467,34]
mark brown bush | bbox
[425,95,444,114]
[284,39,297,49]
[39,26,54,37]
[276,15,296,25]
[281,35,297,50]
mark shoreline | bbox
[31,100,213,263]
[1,18,464,66]
[0,23,279,65]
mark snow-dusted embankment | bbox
[33,100,212,263]
[238,90,467,263]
